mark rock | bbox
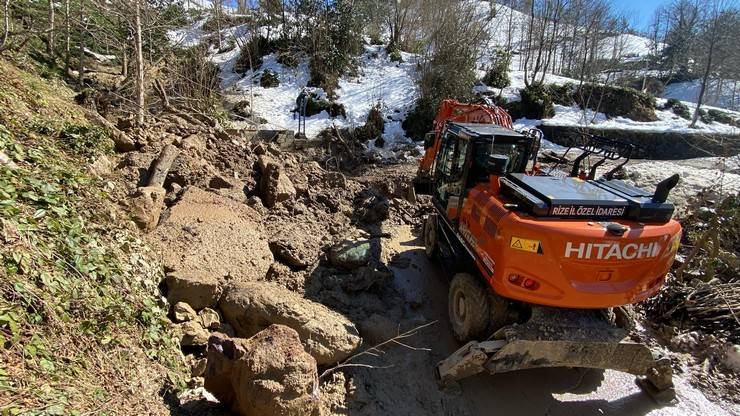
[150,187,273,286]
[359,314,398,345]
[219,281,361,365]
[191,357,208,377]
[181,134,206,154]
[173,301,197,322]
[268,239,318,269]
[129,186,166,231]
[198,307,221,330]
[0,151,17,169]
[90,155,112,177]
[329,239,371,270]
[374,136,385,148]
[180,320,209,347]
[204,326,319,416]
[723,345,740,372]
[357,193,389,224]
[219,322,236,337]
[164,270,223,311]
[342,265,392,292]
[257,155,296,207]
[208,174,234,190]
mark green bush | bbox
[575,84,657,122]
[302,92,346,118]
[260,69,280,88]
[520,85,555,119]
[481,49,511,89]
[707,109,738,126]
[402,97,437,141]
[387,44,403,63]
[664,98,691,120]
[354,104,385,141]
[547,83,575,106]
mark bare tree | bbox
[0,0,10,51]
[48,0,55,56]
[690,0,735,127]
[134,0,145,125]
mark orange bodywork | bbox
[456,180,681,309]
[419,99,513,176]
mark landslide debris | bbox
[219,281,362,365]
[205,326,320,416]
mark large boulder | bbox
[205,326,319,416]
[150,187,273,284]
[219,281,361,365]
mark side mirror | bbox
[487,154,509,176]
[423,132,435,149]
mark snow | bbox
[167,18,207,48]
[214,44,419,150]
[663,79,740,112]
[624,156,740,209]
[83,48,116,62]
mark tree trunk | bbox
[147,144,179,188]
[77,1,84,89]
[47,0,55,56]
[64,0,70,70]
[134,0,145,125]
[691,32,716,128]
[0,0,10,51]
[121,42,128,77]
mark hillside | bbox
[0,59,186,414]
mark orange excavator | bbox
[418,99,682,401]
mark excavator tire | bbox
[423,214,438,259]
[488,290,510,333]
[449,273,490,342]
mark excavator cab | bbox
[431,123,532,221]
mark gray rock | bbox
[329,239,371,270]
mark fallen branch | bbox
[319,320,437,380]
[83,109,136,152]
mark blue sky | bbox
[616,0,665,31]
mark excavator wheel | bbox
[488,291,511,333]
[449,273,490,342]
[423,214,439,259]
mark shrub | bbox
[354,104,385,141]
[301,92,346,118]
[387,44,403,63]
[167,44,222,115]
[402,97,437,141]
[520,84,555,119]
[707,109,739,126]
[547,83,574,106]
[234,36,286,73]
[575,84,657,122]
[481,49,511,89]
[276,51,299,68]
[260,69,280,88]
[663,98,691,120]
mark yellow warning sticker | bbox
[510,236,540,253]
